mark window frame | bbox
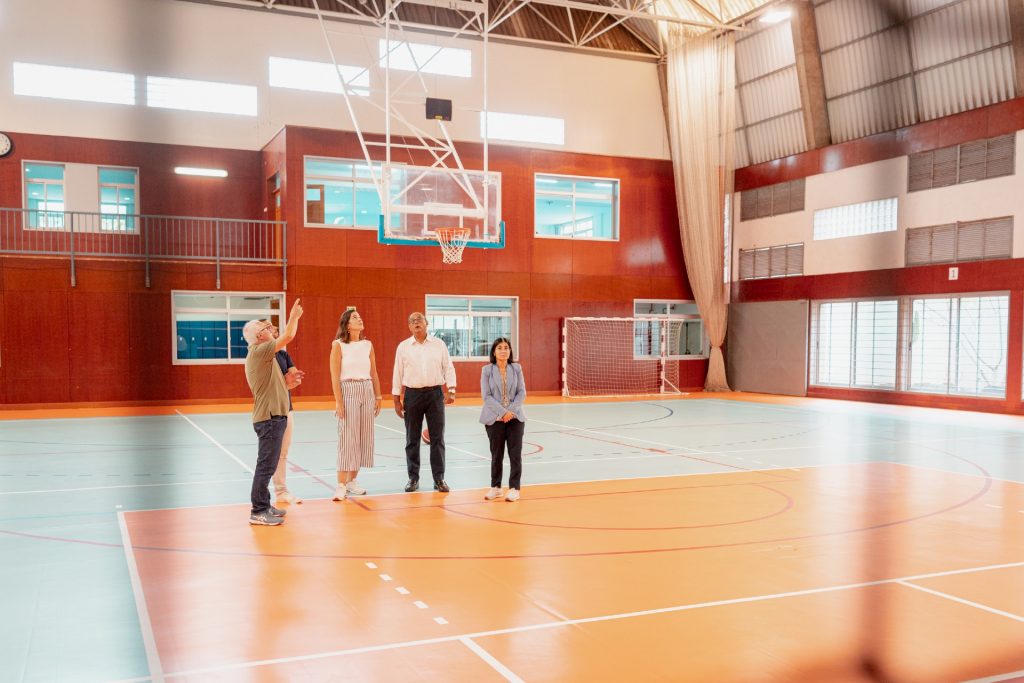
[171,290,286,366]
[22,161,67,230]
[905,291,1009,399]
[812,197,898,241]
[424,294,519,362]
[534,172,620,241]
[304,155,398,230]
[632,299,708,360]
[98,165,140,233]
[809,297,900,391]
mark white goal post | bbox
[561,317,695,397]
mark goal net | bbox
[562,317,693,397]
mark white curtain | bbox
[665,30,736,392]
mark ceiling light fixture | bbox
[174,166,228,178]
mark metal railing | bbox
[0,208,287,288]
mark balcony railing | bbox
[0,208,287,288]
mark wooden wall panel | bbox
[0,124,699,404]
[3,288,70,403]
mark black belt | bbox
[405,385,441,391]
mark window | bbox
[146,76,257,116]
[535,174,618,240]
[907,294,1008,398]
[481,111,564,146]
[906,217,1012,266]
[633,300,707,359]
[813,197,897,241]
[810,299,898,389]
[13,62,135,105]
[269,56,370,97]
[739,179,805,221]
[23,162,66,229]
[425,296,517,360]
[737,243,803,280]
[99,167,138,232]
[305,157,404,228]
[379,40,471,78]
[172,292,284,364]
[908,134,1015,192]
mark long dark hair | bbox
[335,308,365,344]
[489,337,515,364]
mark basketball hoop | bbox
[436,227,471,264]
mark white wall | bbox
[732,130,1024,278]
[0,0,670,159]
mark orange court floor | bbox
[3,394,1024,682]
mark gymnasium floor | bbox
[3,394,1024,683]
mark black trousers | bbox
[251,415,288,513]
[485,418,524,489]
[404,386,446,481]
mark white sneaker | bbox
[346,480,367,495]
[484,487,502,500]
[332,485,347,501]
[275,490,302,505]
[505,489,520,502]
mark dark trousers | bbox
[251,416,288,513]
[485,418,524,489]
[404,386,446,481]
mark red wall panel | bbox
[735,96,1024,191]
[0,124,706,405]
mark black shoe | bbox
[405,478,419,493]
[433,479,450,493]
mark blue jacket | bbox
[479,362,526,425]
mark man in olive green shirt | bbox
[242,299,303,525]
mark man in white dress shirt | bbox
[392,312,456,492]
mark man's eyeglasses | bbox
[408,316,426,323]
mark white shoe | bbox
[346,480,367,495]
[505,489,520,502]
[484,487,502,500]
[275,490,302,505]
[332,485,347,501]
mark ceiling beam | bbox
[526,0,733,30]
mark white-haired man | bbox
[242,298,303,526]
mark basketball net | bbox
[436,227,471,264]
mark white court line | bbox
[965,668,1024,683]
[377,423,489,461]
[413,600,428,609]
[174,411,253,473]
[897,580,1024,622]
[117,511,165,683]
[459,637,523,682]
[433,616,448,625]
[396,587,410,595]
[160,556,1024,679]
[529,416,711,455]
[379,574,393,582]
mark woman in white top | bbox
[329,308,382,501]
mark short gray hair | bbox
[242,320,265,345]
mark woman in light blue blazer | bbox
[479,337,526,501]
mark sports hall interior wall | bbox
[733,96,1024,413]
[0,126,704,406]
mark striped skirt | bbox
[337,379,375,471]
